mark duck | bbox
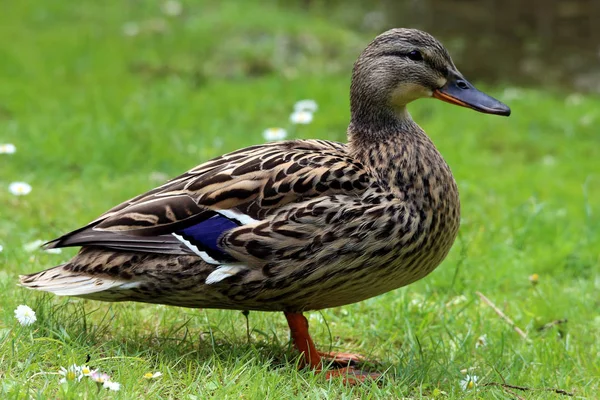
[20,28,510,383]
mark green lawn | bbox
[1,1,599,398]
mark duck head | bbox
[350,28,510,123]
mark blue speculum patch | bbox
[177,214,240,260]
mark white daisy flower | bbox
[122,22,140,37]
[24,239,45,253]
[80,365,95,377]
[289,110,313,125]
[262,127,288,141]
[0,244,3,252]
[14,304,37,326]
[9,182,32,196]
[103,381,121,391]
[90,371,111,384]
[44,248,62,254]
[475,334,488,349]
[59,365,82,383]
[293,99,318,113]
[0,143,16,154]
[143,371,163,379]
[161,0,183,16]
[459,374,479,391]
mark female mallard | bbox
[20,28,509,382]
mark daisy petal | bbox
[9,182,32,196]
[14,305,37,326]
[289,110,313,125]
[262,127,288,141]
[293,99,318,113]
[0,143,16,154]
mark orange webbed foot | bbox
[284,312,380,385]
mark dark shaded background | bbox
[303,0,600,92]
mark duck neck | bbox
[348,106,414,138]
[347,104,450,198]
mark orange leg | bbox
[284,312,380,384]
[284,311,322,369]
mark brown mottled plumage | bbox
[20,28,509,380]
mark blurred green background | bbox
[0,1,598,398]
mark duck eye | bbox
[408,50,423,61]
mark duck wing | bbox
[44,140,371,268]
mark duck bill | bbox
[433,76,511,116]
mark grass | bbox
[1,1,599,398]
